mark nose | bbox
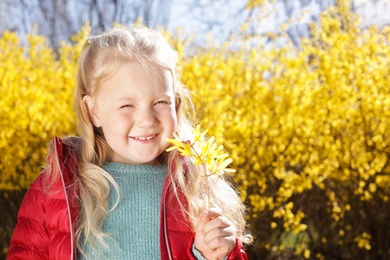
[136,106,157,128]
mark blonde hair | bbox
[67,25,251,255]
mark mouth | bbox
[130,134,157,141]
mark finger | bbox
[204,225,235,246]
[208,231,237,259]
[205,207,223,220]
[203,215,231,234]
[194,210,211,233]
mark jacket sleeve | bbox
[227,239,248,260]
[186,235,248,260]
[6,174,50,260]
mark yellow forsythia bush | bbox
[179,2,390,259]
[1,1,389,258]
[0,26,89,190]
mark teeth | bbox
[134,135,156,141]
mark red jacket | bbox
[7,137,247,260]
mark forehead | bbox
[99,62,174,95]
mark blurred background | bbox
[1,0,389,259]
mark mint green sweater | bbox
[79,162,167,260]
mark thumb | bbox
[195,210,210,232]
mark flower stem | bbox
[203,164,211,209]
[191,143,211,209]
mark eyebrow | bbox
[114,93,173,102]
[115,96,136,102]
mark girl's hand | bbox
[194,208,236,260]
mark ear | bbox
[83,95,102,127]
[175,94,181,111]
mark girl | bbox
[7,26,252,260]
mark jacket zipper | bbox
[163,187,173,260]
[56,138,75,260]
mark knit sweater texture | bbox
[79,162,167,259]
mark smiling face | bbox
[84,62,177,165]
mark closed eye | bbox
[120,104,134,108]
[155,100,171,105]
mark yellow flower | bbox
[166,125,236,208]
[166,125,236,176]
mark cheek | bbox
[102,113,131,134]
